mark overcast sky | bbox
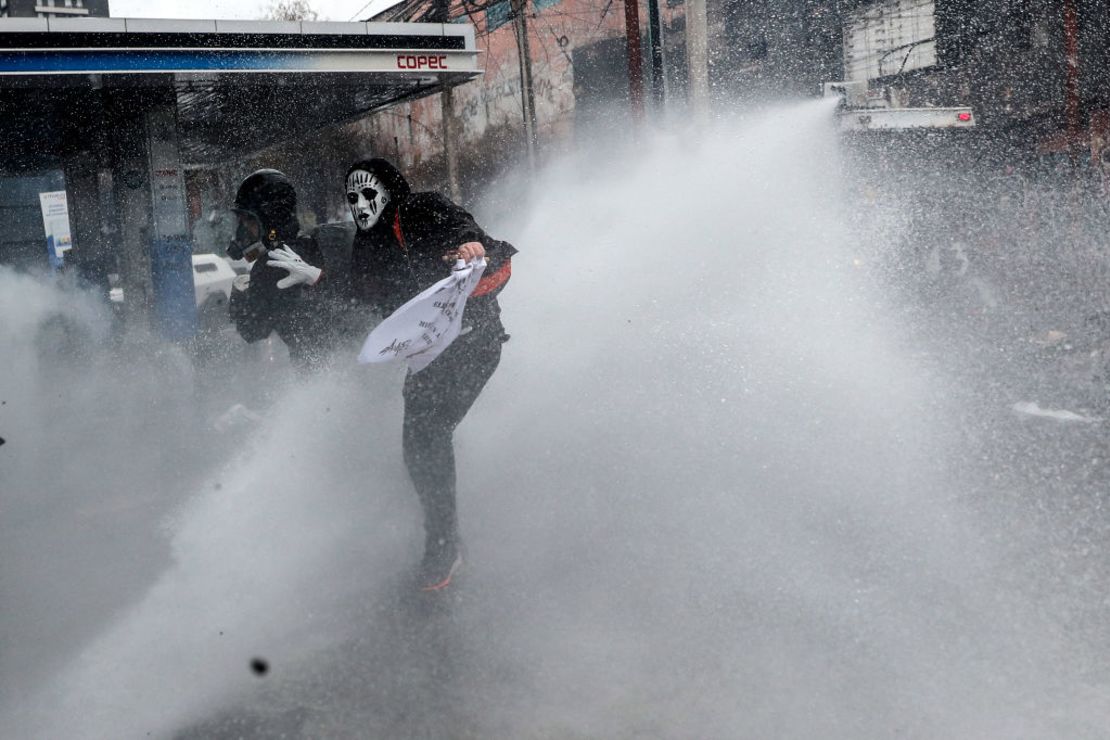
[109,0,396,22]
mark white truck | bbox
[825,79,976,132]
[824,0,975,132]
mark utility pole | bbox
[685,0,710,119]
[646,0,665,109]
[511,0,539,169]
[440,85,462,201]
[432,0,462,200]
[624,0,645,119]
[1063,0,1081,163]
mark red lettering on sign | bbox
[396,54,449,70]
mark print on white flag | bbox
[358,258,487,373]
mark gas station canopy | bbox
[0,16,482,335]
[0,17,481,164]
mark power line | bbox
[348,0,376,20]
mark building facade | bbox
[214,1,1110,218]
[0,0,110,18]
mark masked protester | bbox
[345,157,516,591]
[227,169,331,371]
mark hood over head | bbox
[346,159,410,202]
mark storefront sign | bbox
[38,190,71,269]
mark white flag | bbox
[358,258,487,373]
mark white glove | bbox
[267,246,323,289]
[232,274,251,292]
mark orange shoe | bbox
[419,538,463,592]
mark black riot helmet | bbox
[228,169,300,260]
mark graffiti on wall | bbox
[360,0,633,169]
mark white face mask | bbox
[346,169,389,231]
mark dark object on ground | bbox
[249,657,269,676]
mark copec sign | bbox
[396,54,450,70]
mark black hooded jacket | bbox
[346,159,517,338]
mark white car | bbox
[108,255,240,328]
[192,253,238,309]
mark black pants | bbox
[402,329,502,546]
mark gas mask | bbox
[227,210,268,262]
[346,169,389,231]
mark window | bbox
[486,0,511,31]
[844,0,937,81]
[34,0,90,18]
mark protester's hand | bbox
[232,274,251,292]
[443,241,486,265]
[458,241,485,262]
[267,246,323,289]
